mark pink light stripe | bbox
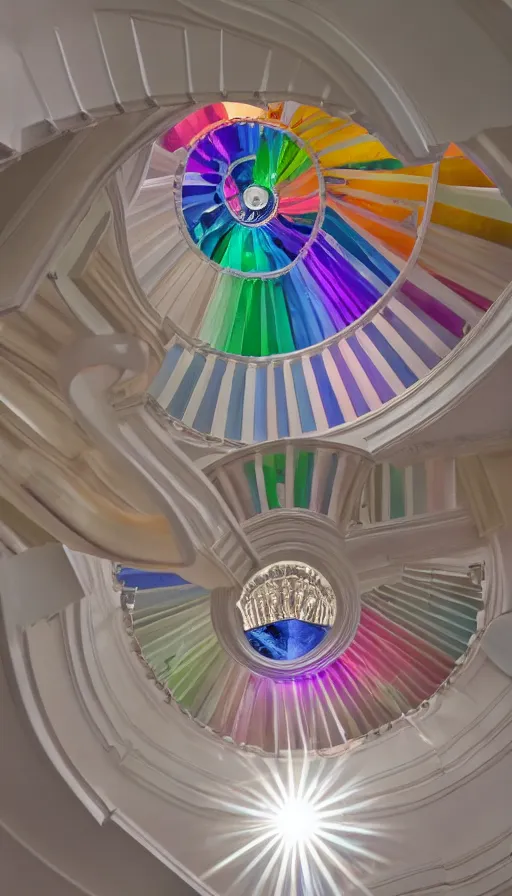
[433,274,492,311]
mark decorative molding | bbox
[172,0,438,160]
[0,132,85,258]
[1,6,512,893]
[0,104,190,315]
[111,812,219,896]
[377,432,512,467]
[131,147,440,363]
[481,612,512,677]
[0,597,113,827]
[0,1,443,165]
[346,509,485,583]
[211,512,361,680]
[67,552,503,795]
[140,394,238,458]
[117,144,152,208]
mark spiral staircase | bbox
[2,3,512,896]
[131,103,512,441]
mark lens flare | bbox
[272,796,320,847]
[202,756,387,896]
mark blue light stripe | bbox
[363,322,417,388]
[397,291,458,349]
[117,568,188,590]
[346,335,395,403]
[382,306,440,368]
[167,353,206,418]
[254,366,268,441]
[193,357,227,434]
[225,363,247,441]
[274,365,290,438]
[329,345,369,417]
[290,361,316,432]
[149,343,183,399]
[310,355,344,426]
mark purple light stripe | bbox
[396,291,459,349]
[266,216,309,257]
[401,281,465,337]
[328,344,370,417]
[381,305,441,368]
[433,274,492,312]
[346,335,396,403]
[185,156,219,175]
[363,321,417,388]
[303,234,379,328]
[210,126,241,164]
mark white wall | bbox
[0,649,198,896]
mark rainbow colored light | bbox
[118,560,483,752]
[160,101,509,360]
[166,104,406,355]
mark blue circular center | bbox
[245,619,330,661]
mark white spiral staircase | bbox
[2,3,512,896]
[124,118,512,443]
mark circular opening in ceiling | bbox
[243,185,270,210]
[176,118,323,276]
[237,561,336,662]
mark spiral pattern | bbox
[169,103,406,355]
[136,103,512,438]
[179,120,322,275]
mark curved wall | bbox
[0,650,197,896]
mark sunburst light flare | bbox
[202,756,387,896]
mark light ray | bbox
[202,753,387,895]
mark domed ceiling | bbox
[118,558,483,755]
[126,101,512,442]
[115,443,486,756]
